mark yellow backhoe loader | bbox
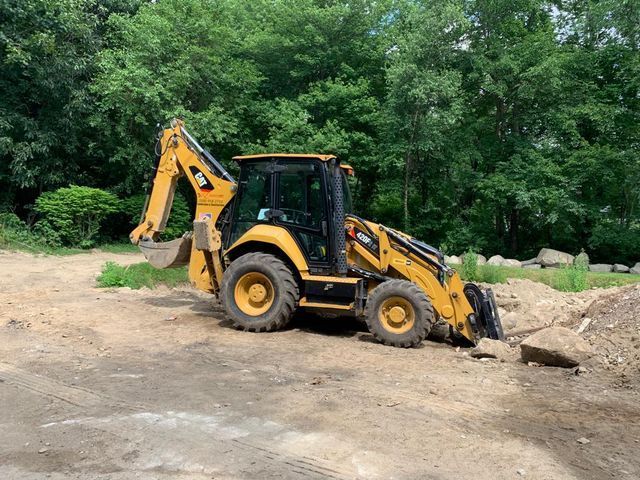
[130,119,503,347]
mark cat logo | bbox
[188,166,214,192]
[194,172,207,187]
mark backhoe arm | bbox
[130,119,236,292]
[130,133,181,244]
[130,119,236,244]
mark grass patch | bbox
[456,263,640,291]
[97,242,140,254]
[0,230,87,255]
[96,261,188,289]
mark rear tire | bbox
[365,280,434,348]
[221,252,299,332]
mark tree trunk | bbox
[496,209,504,245]
[495,98,505,139]
[403,108,420,232]
[509,207,519,253]
[404,150,411,232]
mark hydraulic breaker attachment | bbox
[138,235,192,269]
[463,283,504,341]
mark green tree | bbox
[0,0,637,263]
[0,0,142,210]
[380,1,468,232]
[92,0,263,193]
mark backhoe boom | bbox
[130,119,236,292]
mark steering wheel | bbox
[280,208,309,225]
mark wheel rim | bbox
[378,296,415,334]
[234,272,275,316]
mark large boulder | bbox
[445,255,461,265]
[470,338,513,360]
[487,255,505,266]
[589,264,612,273]
[520,327,593,368]
[502,259,522,268]
[523,264,542,269]
[613,264,630,273]
[536,248,574,268]
[631,263,640,275]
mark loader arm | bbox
[345,215,502,344]
[130,119,236,292]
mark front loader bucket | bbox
[139,236,192,269]
[463,283,504,341]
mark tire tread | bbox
[364,279,435,348]
[221,252,299,332]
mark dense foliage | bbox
[34,185,121,247]
[1,0,638,262]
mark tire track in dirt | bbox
[0,362,134,409]
[1,362,362,480]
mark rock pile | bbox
[445,248,640,274]
[575,285,640,382]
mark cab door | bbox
[274,159,331,272]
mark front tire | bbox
[365,280,434,348]
[221,252,299,332]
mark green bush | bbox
[31,220,62,246]
[0,212,61,249]
[461,250,479,282]
[35,186,121,248]
[121,193,192,239]
[0,213,22,248]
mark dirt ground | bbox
[1,251,639,480]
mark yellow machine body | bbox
[131,120,503,346]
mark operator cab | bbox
[227,154,353,274]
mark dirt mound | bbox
[489,280,640,381]
[577,285,640,384]
[487,279,603,335]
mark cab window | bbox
[277,161,328,263]
[228,162,271,245]
[278,162,323,229]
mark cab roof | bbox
[232,153,337,162]
[231,153,354,175]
